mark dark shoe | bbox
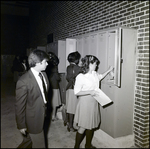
[70,127,77,132]
[64,121,68,126]
[85,144,96,148]
[52,116,58,122]
[67,126,70,132]
[67,126,76,132]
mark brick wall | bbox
[29,1,149,148]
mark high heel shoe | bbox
[67,126,70,132]
[64,121,68,126]
[67,126,76,132]
[52,116,58,121]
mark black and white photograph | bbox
[1,1,149,148]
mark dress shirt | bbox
[31,68,47,104]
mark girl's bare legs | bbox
[52,107,58,121]
[67,113,76,131]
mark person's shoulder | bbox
[74,64,81,69]
[16,72,29,85]
[67,64,71,69]
[76,73,84,78]
[20,70,32,79]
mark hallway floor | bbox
[1,77,104,148]
[1,77,137,148]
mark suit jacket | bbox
[15,69,49,134]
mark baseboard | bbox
[94,129,134,148]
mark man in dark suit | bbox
[15,49,50,148]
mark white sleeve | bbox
[97,73,103,81]
[74,74,83,95]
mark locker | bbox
[45,27,137,138]
[100,27,137,138]
[66,38,77,67]
[58,40,66,73]
[76,38,83,58]
[89,34,98,57]
[46,40,66,73]
[76,34,98,61]
[83,36,90,57]
[73,27,137,138]
[97,32,107,74]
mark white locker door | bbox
[77,38,84,58]
[89,34,98,57]
[107,32,116,81]
[58,40,66,73]
[97,32,107,75]
[66,38,76,67]
[82,36,90,57]
[107,29,121,87]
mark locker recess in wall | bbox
[74,28,122,88]
[64,27,134,88]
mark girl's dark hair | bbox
[48,52,59,66]
[81,55,100,74]
[67,51,81,64]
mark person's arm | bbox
[15,79,27,135]
[66,66,74,82]
[75,90,99,97]
[101,66,114,80]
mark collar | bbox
[31,68,40,76]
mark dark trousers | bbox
[17,133,32,148]
[17,131,45,148]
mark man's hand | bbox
[20,128,27,135]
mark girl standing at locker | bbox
[66,51,82,132]
[73,55,113,148]
[47,52,62,121]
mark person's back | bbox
[49,65,60,89]
[66,51,82,132]
[47,52,62,121]
[66,63,82,90]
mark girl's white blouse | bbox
[74,71,102,95]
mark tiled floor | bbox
[1,77,138,148]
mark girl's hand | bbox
[73,122,79,130]
[90,90,99,96]
[109,66,114,72]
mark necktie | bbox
[39,72,47,101]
